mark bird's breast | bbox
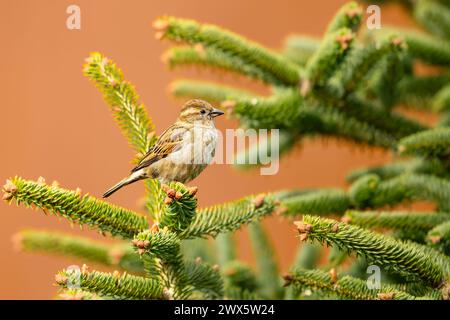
[152,127,218,183]
[167,127,218,165]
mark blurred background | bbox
[0,0,433,299]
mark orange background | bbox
[0,0,426,299]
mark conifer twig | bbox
[344,210,450,233]
[398,128,450,159]
[282,189,351,216]
[427,221,450,249]
[3,177,148,238]
[164,46,287,85]
[295,216,450,287]
[83,52,156,156]
[284,268,425,300]
[183,260,224,299]
[282,35,320,66]
[325,1,363,34]
[15,230,143,273]
[414,0,450,39]
[180,194,278,239]
[374,27,450,66]
[132,229,189,298]
[55,267,164,300]
[346,159,449,182]
[222,261,259,298]
[154,16,300,86]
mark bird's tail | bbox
[102,170,145,198]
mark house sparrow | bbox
[103,99,224,198]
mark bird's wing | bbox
[131,124,188,173]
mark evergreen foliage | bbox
[4,1,450,300]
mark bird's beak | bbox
[209,108,225,118]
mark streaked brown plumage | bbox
[103,99,224,198]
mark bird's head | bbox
[178,99,224,124]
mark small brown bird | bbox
[103,99,224,198]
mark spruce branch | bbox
[398,127,450,159]
[392,229,428,244]
[303,28,355,92]
[15,230,143,273]
[158,182,198,234]
[83,52,161,220]
[284,268,422,300]
[282,173,450,217]
[184,259,224,299]
[282,35,320,66]
[58,289,103,300]
[3,177,148,238]
[229,88,304,130]
[300,104,396,148]
[343,94,426,139]
[164,45,286,85]
[154,16,300,86]
[349,173,450,211]
[83,52,156,155]
[346,158,449,182]
[133,229,181,264]
[374,27,450,66]
[344,210,450,233]
[219,89,396,148]
[325,1,363,34]
[398,74,450,110]
[366,45,412,110]
[282,189,351,216]
[433,85,450,112]
[222,261,259,297]
[427,221,450,250]
[134,229,224,299]
[133,229,189,298]
[225,286,261,300]
[248,221,284,299]
[439,110,450,127]
[180,194,278,239]
[55,267,164,300]
[295,216,450,287]
[414,0,450,39]
[330,35,406,98]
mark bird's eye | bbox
[200,109,206,114]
